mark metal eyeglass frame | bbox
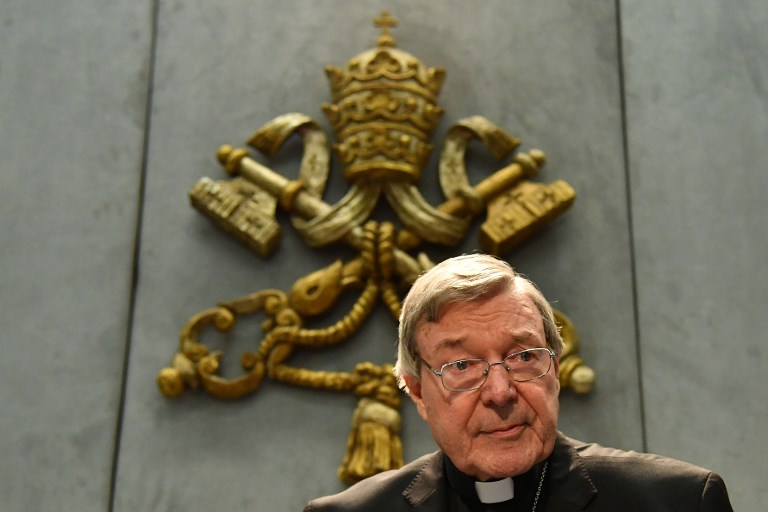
[419,347,556,392]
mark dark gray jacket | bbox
[304,432,732,511]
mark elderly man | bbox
[304,254,733,511]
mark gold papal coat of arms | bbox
[157,12,595,484]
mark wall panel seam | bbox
[615,0,648,452]
[108,1,160,510]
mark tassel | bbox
[338,398,404,484]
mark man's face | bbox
[404,290,560,481]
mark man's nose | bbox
[481,361,518,406]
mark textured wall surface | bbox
[622,1,768,505]
[0,1,151,510]
[1,1,765,511]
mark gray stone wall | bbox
[1,1,765,510]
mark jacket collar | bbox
[546,432,598,510]
[403,451,447,509]
[402,433,597,511]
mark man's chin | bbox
[465,443,553,480]
[466,456,539,481]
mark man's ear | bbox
[403,374,429,422]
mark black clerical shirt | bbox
[443,455,549,512]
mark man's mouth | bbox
[482,423,526,438]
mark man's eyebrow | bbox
[511,330,535,340]
[434,337,466,352]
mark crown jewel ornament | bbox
[323,11,445,183]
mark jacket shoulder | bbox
[565,434,715,480]
[557,434,732,510]
[303,452,442,512]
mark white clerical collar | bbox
[475,477,515,504]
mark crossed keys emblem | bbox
[157,12,595,484]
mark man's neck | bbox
[443,455,546,510]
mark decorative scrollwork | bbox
[159,11,593,484]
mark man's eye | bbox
[454,360,470,371]
[519,352,533,362]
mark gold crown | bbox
[322,12,446,183]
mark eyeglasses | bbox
[419,347,555,392]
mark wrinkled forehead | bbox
[415,289,541,344]
[430,285,528,320]
[425,280,516,320]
